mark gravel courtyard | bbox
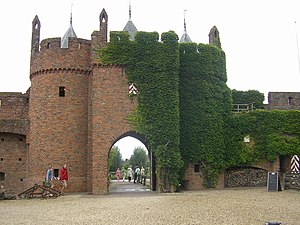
[0,188,299,225]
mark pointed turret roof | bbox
[123,1,137,40]
[179,10,192,43]
[61,12,77,48]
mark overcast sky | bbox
[1,0,300,159]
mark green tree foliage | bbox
[109,146,122,172]
[129,146,148,168]
[232,89,265,109]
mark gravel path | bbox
[0,188,299,225]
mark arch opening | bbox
[107,131,156,193]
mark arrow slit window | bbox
[59,86,65,97]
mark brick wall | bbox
[267,92,300,110]
[88,65,137,194]
[0,92,29,121]
[0,133,27,195]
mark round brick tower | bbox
[28,15,91,192]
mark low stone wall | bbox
[225,167,267,188]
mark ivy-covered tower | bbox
[179,27,231,188]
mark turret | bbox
[209,26,221,48]
[61,11,77,48]
[31,16,41,54]
[123,1,138,40]
[179,10,192,43]
[99,8,108,43]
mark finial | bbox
[184,10,187,33]
[70,3,73,25]
[129,0,132,21]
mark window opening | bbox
[0,99,2,106]
[214,30,218,38]
[47,43,50,49]
[0,158,3,161]
[0,172,5,181]
[18,158,22,161]
[35,23,39,29]
[194,164,200,173]
[53,169,59,178]
[59,86,65,97]
[288,96,293,106]
[1,139,4,141]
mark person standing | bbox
[140,166,145,185]
[46,164,54,188]
[116,167,121,181]
[59,164,68,194]
[121,167,126,182]
[135,166,141,183]
[127,165,133,182]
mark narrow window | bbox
[53,169,59,178]
[18,158,22,161]
[0,172,5,181]
[47,43,50,49]
[214,30,218,38]
[78,43,81,49]
[0,158,3,161]
[288,96,293,106]
[194,164,200,173]
[35,23,39,30]
[0,99,2,106]
[59,86,65,97]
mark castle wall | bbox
[88,65,137,194]
[0,93,29,194]
[267,92,300,110]
[0,133,27,194]
[0,92,29,121]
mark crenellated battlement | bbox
[30,37,92,77]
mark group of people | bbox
[45,164,68,194]
[115,165,146,185]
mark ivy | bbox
[100,31,183,191]
[232,89,265,109]
[99,30,300,191]
[179,42,232,187]
[225,110,300,167]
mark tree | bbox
[129,146,148,168]
[232,89,265,109]
[109,146,122,172]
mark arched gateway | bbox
[0,9,157,195]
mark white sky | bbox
[114,137,147,160]
[1,0,300,157]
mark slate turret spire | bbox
[123,0,138,40]
[61,4,77,48]
[179,10,192,43]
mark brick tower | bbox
[28,13,92,192]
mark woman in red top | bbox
[59,164,68,194]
